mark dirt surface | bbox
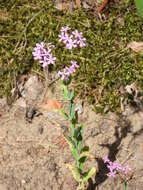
[0,75,143,190]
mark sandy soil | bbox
[0,75,143,190]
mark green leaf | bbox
[64,134,75,151]
[77,140,83,152]
[67,164,80,182]
[80,146,89,158]
[82,167,96,182]
[60,83,70,100]
[63,112,69,120]
[71,146,79,161]
[60,82,74,101]
[69,124,75,137]
[69,103,75,121]
[74,126,83,141]
[64,134,79,161]
[59,109,69,120]
[78,156,86,171]
[81,146,89,153]
[81,146,89,152]
[135,0,143,17]
[72,111,78,125]
[97,0,102,4]
[63,90,69,100]
[74,125,84,152]
[69,90,74,100]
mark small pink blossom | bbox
[107,171,116,178]
[78,38,86,47]
[122,165,131,175]
[63,67,71,76]
[72,29,86,47]
[66,36,77,49]
[104,156,110,163]
[59,32,68,43]
[33,42,47,60]
[72,30,83,38]
[60,26,71,33]
[104,156,131,178]
[33,41,56,68]
[59,26,86,49]
[58,61,79,81]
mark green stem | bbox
[123,180,127,190]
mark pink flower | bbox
[107,171,116,178]
[113,162,123,171]
[63,67,71,76]
[66,36,77,50]
[104,156,131,178]
[58,60,79,81]
[69,60,79,73]
[33,42,56,68]
[42,54,56,67]
[59,32,68,42]
[60,26,71,33]
[122,165,131,175]
[104,156,110,164]
[72,29,86,47]
[78,38,86,47]
[33,42,47,60]
[72,30,83,38]
[59,26,86,49]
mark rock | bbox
[23,75,43,102]
[91,127,100,137]
[15,98,26,108]
[127,41,143,53]
[82,1,90,9]
[55,0,63,10]
[128,111,143,133]
[55,0,74,12]
[123,104,136,116]
[0,183,7,190]
[117,17,124,26]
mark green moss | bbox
[0,0,143,112]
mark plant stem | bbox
[123,180,127,190]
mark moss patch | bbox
[0,0,143,112]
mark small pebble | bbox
[39,126,44,134]
[21,179,26,185]
[91,127,100,137]
[60,125,67,133]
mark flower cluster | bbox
[104,156,131,178]
[59,26,86,49]
[33,42,56,68]
[58,60,79,80]
[33,26,85,80]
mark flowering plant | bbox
[104,156,131,190]
[33,26,95,189]
[33,26,86,81]
[60,81,96,190]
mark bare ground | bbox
[0,75,143,190]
